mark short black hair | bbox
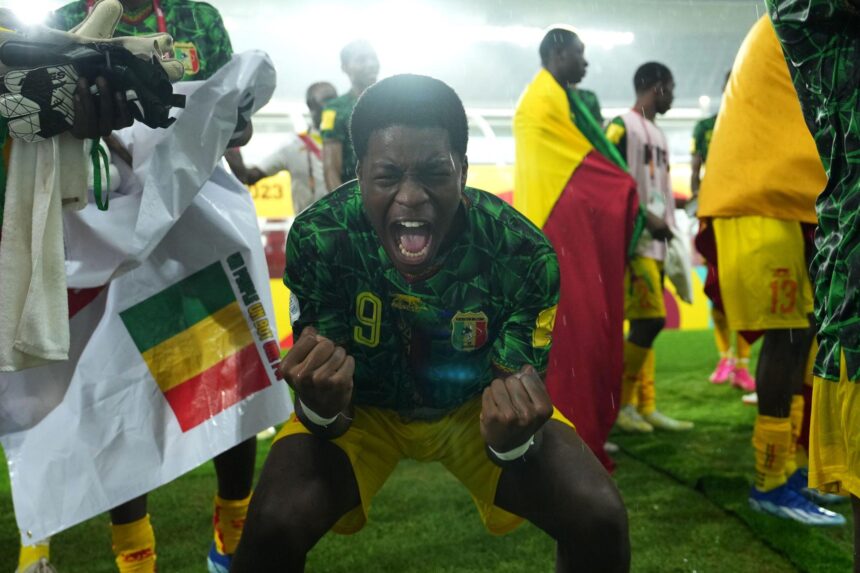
[634,62,673,93]
[539,28,579,66]
[340,40,374,66]
[305,81,335,105]
[350,74,469,162]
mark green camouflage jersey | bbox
[767,0,860,380]
[51,0,232,81]
[284,182,560,417]
[573,88,604,125]
[691,114,717,162]
[320,92,358,183]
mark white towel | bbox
[0,134,87,371]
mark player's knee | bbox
[249,485,330,553]
[587,481,627,538]
[646,316,666,336]
[558,480,629,554]
[629,317,665,346]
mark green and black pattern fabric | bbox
[569,92,627,172]
[284,182,560,417]
[573,88,604,125]
[51,0,233,81]
[320,92,358,183]
[767,0,860,380]
[691,114,717,162]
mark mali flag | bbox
[120,259,274,432]
[514,69,641,470]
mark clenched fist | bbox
[278,326,355,419]
[480,365,553,454]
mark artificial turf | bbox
[0,329,851,571]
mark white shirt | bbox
[618,110,675,261]
[256,131,326,214]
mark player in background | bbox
[606,62,694,433]
[696,15,844,526]
[321,40,378,191]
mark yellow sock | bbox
[736,332,751,362]
[622,341,650,407]
[785,394,805,477]
[638,350,657,415]
[112,515,156,573]
[712,308,731,357]
[213,494,251,556]
[18,539,49,570]
[752,415,792,492]
[796,444,810,469]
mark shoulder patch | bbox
[320,109,337,131]
[532,305,557,348]
[605,121,626,144]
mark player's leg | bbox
[749,325,843,524]
[207,437,257,572]
[854,496,860,573]
[785,342,847,505]
[17,538,53,573]
[710,308,735,383]
[230,434,361,572]
[731,333,756,391]
[617,257,665,433]
[636,326,693,431]
[494,420,630,573]
[109,495,156,573]
[617,317,662,432]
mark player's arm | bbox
[482,252,560,467]
[280,220,354,438]
[322,141,343,191]
[605,116,627,160]
[244,141,293,185]
[766,0,859,126]
[320,105,344,191]
[278,325,355,439]
[197,3,255,150]
[690,124,704,196]
[690,152,703,196]
[199,3,234,76]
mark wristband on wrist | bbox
[299,399,339,428]
[488,434,536,461]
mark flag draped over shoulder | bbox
[0,52,293,542]
[514,69,639,470]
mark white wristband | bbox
[488,434,536,461]
[299,399,339,428]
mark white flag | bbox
[0,52,293,543]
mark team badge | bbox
[451,311,488,351]
[174,42,200,76]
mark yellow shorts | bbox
[624,256,665,320]
[809,353,860,497]
[275,396,575,535]
[713,216,813,331]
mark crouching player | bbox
[231,74,630,573]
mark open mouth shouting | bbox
[391,219,434,268]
